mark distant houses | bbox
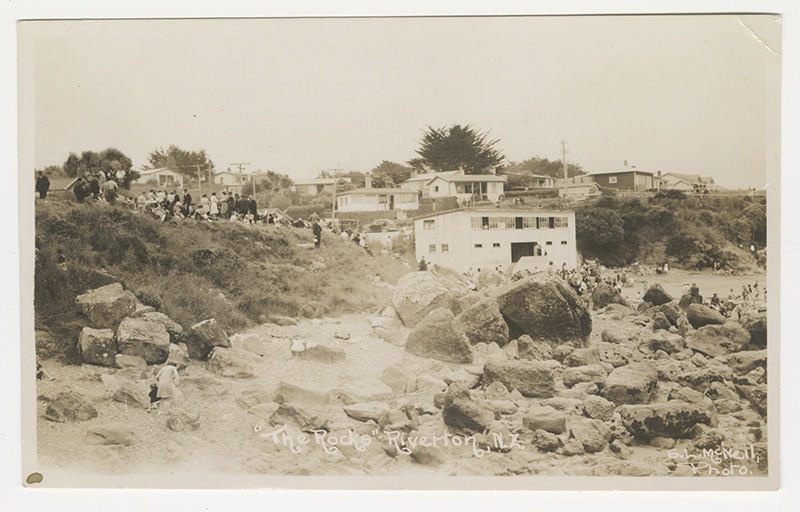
[293,177,351,196]
[336,187,419,212]
[656,172,718,193]
[135,168,184,189]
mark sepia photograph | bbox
[16,10,783,494]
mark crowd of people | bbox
[132,188,268,225]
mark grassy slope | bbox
[34,199,414,362]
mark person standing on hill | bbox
[210,192,219,219]
[35,171,50,199]
[155,362,181,409]
[182,188,192,215]
[248,195,258,223]
[227,192,236,219]
[312,220,322,248]
[101,179,118,204]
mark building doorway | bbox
[511,242,536,262]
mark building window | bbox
[379,195,388,204]
[493,243,500,248]
[536,217,550,229]
[609,177,618,184]
[561,241,568,245]
[523,217,537,229]
[471,217,482,230]
[546,241,553,246]
[423,219,435,230]
[434,186,439,192]
[441,244,449,253]
[488,217,500,229]
[428,244,437,253]
[554,217,569,228]
[474,244,483,248]
[482,216,489,229]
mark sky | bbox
[22,14,780,188]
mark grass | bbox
[34,198,415,361]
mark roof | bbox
[402,171,460,183]
[660,172,715,184]
[138,167,181,176]
[339,187,418,195]
[294,178,336,185]
[431,174,506,183]
[589,169,654,176]
[414,207,574,221]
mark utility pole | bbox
[561,140,568,198]
[330,164,344,221]
[229,162,251,195]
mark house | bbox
[336,187,419,213]
[213,171,248,187]
[414,208,577,274]
[526,174,556,189]
[589,168,654,191]
[657,172,718,193]
[292,177,351,196]
[135,168,184,189]
[560,182,601,199]
[399,171,460,192]
[422,173,506,203]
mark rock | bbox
[609,439,632,459]
[414,374,448,392]
[166,411,201,432]
[522,405,567,434]
[185,318,231,360]
[722,350,767,375]
[44,391,98,422]
[112,380,151,409]
[249,403,281,421]
[669,386,705,403]
[74,283,137,329]
[592,283,626,310]
[678,363,734,389]
[559,437,586,456]
[583,395,616,421]
[652,359,697,382]
[483,380,510,401]
[457,298,509,347]
[686,304,726,329]
[483,360,556,398]
[659,302,682,327]
[295,343,347,363]
[568,417,610,453]
[594,341,635,368]
[649,436,676,449]
[600,329,626,344]
[644,331,686,354]
[618,401,716,438]
[441,368,481,389]
[542,397,584,414]
[564,347,602,367]
[392,272,459,327]
[442,382,495,433]
[735,383,767,415]
[642,284,673,306]
[236,389,274,409]
[86,425,139,446]
[529,429,560,452]
[343,401,393,422]
[114,353,147,369]
[237,335,265,356]
[269,315,299,326]
[116,317,170,364]
[405,308,473,364]
[165,342,191,370]
[562,364,608,388]
[205,347,256,378]
[334,380,393,405]
[737,366,767,386]
[651,311,672,331]
[78,327,117,366]
[686,322,751,357]
[496,276,591,344]
[516,335,554,361]
[380,364,416,394]
[410,445,448,467]
[139,311,183,343]
[273,380,331,406]
[270,404,330,431]
[739,310,767,347]
[603,362,658,405]
[693,427,725,449]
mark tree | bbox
[146,145,214,179]
[409,124,504,174]
[62,147,139,189]
[368,160,414,187]
[500,156,585,188]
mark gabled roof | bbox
[431,174,506,183]
[589,168,654,176]
[660,172,715,184]
[138,167,182,176]
[402,171,460,183]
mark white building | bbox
[135,168,184,188]
[213,171,247,187]
[292,177,352,195]
[414,208,577,273]
[400,171,506,202]
[336,187,419,212]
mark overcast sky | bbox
[22,14,780,188]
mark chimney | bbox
[623,160,628,167]
[365,173,372,189]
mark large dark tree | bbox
[409,124,504,174]
[147,145,214,178]
[368,160,414,187]
[63,148,138,189]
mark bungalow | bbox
[657,172,718,193]
[336,187,419,212]
[423,173,506,203]
[213,171,248,187]
[589,168,654,191]
[399,171,460,192]
[135,168,184,189]
[293,177,351,196]
[415,208,577,274]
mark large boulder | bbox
[74,283,138,329]
[334,380,394,405]
[592,283,626,310]
[686,304,726,329]
[78,327,117,367]
[568,417,611,453]
[185,318,231,360]
[112,380,151,409]
[405,308,473,364]
[457,298,509,347]
[273,380,331,406]
[686,322,751,357]
[294,343,347,363]
[619,401,717,439]
[392,272,459,327]
[269,404,330,431]
[642,284,673,306]
[496,276,591,344]
[483,360,556,398]
[442,382,494,434]
[205,347,256,378]
[739,310,767,347]
[139,311,183,343]
[44,391,98,422]
[722,350,767,375]
[522,405,567,434]
[343,401,393,422]
[603,362,658,405]
[516,335,554,361]
[115,317,170,364]
[561,364,608,388]
[165,342,191,370]
[643,331,686,354]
